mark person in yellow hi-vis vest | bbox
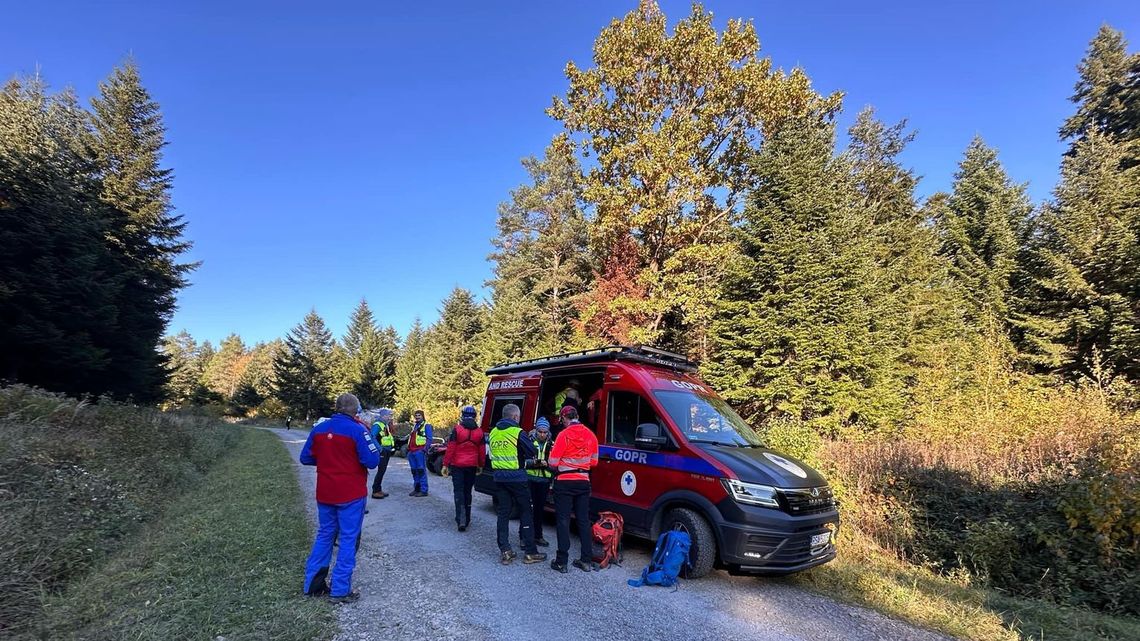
[370,408,396,499]
[488,403,546,566]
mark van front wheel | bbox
[663,507,716,579]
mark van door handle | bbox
[599,454,614,462]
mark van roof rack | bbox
[485,345,698,375]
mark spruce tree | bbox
[0,77,124,396]
[273,310,336,419]
[706,114,905,430]
[933,138,1032,329]
[161,330,202,406]
[423,288,485,414]
[203,333,248,400]
[489,136,591,353]
[395,318,429,419]
[90,61,194,401]
[1060,25,1140,163]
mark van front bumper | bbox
[716,502,840,574]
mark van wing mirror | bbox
[634,423,668,451]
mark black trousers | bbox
[520,478,551,541]
[495,480,536,554]
[450,466,477,527]
[554,480,592,565]
[371,450,391,493]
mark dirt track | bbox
[271,428,950,641]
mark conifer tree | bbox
[396,318,429,419]
[90,61,194,401]
[489,136,590,353]
[0,77,124,396]
[423,288,485,414]
[1060,25,1140,163]
[932,138,1032,329]
[273,310,336,419]
[706,114,905,430]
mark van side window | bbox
[488,395,525,426]
[607,392,661,446]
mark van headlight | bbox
[722,479,780,508]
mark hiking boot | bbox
[409,490,419,496]
[329,589,361,604]
[550,560,568,573]
[305,566,330,596]
[535,537,550,547]
[523,552,547,564]
[500,550,517,565]
[458,524,467,532]
[572,559,598,573]
[371,491,385,499]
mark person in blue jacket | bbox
[300,393,379,603]
[406,409,433,496]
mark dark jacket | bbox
[443,417,486,468]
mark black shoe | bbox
[409,490,419,496]
[329,589,361,604]
[572,559,598,573]
[500,550,517,565]
[523,552,547,564]
[550,560,568,573]
[458,524,467,532]
[535,537,550,547]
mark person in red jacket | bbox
[299,393,379,602]
[442,405,486,532]
[548,405,600,573]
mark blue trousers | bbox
[303,497,366,597]
[407,450,428,493]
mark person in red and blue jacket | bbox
[406,409,433,496]
[300,393,379,603]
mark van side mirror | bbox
[635,423,667,451]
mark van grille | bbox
[777,486,836,515]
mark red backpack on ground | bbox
[592,511,625,569]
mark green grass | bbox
[37,427,336,641]
[786,529,1140,641]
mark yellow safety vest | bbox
[488,426,523,470]
[372,421,394,448]
[527,438,552,479]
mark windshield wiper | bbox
[687,438,740,447]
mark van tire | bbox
[663,507,716,579]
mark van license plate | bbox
[810,532,831,548]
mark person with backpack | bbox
[488,403,546,565]
[406,409,433,496]
[441,405,485,532]
[521,417,553,547]
[548,405,599,573]
[370,408,396,499]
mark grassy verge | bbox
[38,427,335,641]
[786,530,1140,641]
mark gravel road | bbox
[271,428,950,641]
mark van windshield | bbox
[652,390,763,447]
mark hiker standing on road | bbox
[488,403,546,565]
[299,393,379,603]
[549,405,599,573]
[522,417,553,547]
[370,408,396,499]
[441,405,486,532]
[407,409,433,496]
[286,416,292,430]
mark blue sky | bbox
[5,1,1138,346]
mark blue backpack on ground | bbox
[628,530,691,588]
